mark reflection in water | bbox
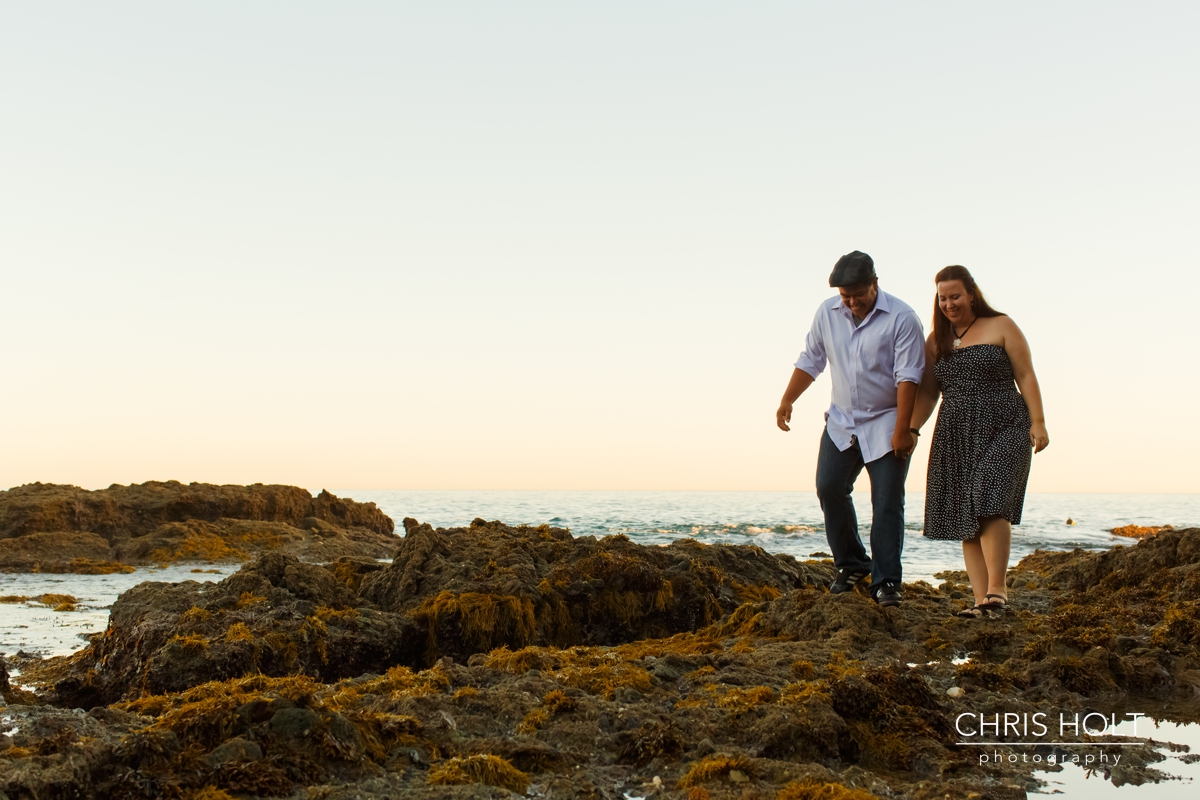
[0,565,231,657]
[1029,719,1199,798]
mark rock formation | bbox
[0,482,398,571]
[2,521,1199,800]
[1110,523,1174,538]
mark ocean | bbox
[349,490,1200,585]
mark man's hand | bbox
[776,403,793,432]
[776,369,814,432]
[892,429,916,459]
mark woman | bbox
[910,266,1049,618]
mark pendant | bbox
[953,338,962,348]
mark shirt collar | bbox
[873,290,892,315]
[838,289,891,323]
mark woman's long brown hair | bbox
[932,265,1004,361]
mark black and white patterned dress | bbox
[924,344,1032,540]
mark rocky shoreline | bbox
[0,483,399,572]
[1,488,1199,799]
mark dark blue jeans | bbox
[815,428,909,595]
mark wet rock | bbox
[45,553,425,706]
[359,518,834,661]
[322,712,368,761]
[5,521,1200,800]
[650,660,683,683]
[0,481,393,539]
[203,735,262,766]
[0,531,115,573]
[268,706,322,738]
[0,481,398,571]
[1111,524,1173,538]
[1026,526,1200,595]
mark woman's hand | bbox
[1030,422,1049,453]
[892,429,916,459]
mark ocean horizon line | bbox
[329,488,1200,496]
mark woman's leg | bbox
[961,537,989,607]
[977,515,1012,600]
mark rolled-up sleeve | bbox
[793,309,828,379]
[892,310,926,386]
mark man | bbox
[775,251,925,607]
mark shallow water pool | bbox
[1028,718,1199,797]
[0,565,233,657]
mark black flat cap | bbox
[828,251,876,287]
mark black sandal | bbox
[978,593,1008,612]
[956,606,985,619]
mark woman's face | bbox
[938,280,974,324]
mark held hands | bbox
[1030,422,1050,453]
[891,429,916,459]
[776,403,793,432]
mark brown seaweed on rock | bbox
[0,481,393,539]
[37,519,833,707]
[34,553,423,708]
[0,482,399,571]
[5,522,1200,800]
[359,518,833,660]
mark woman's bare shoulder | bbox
[993,315,1033,354]
[993,314,1023,335]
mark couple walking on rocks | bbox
[776,251,1050,617]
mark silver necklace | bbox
[953,317,977,348]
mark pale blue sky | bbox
[2,2,1197,491]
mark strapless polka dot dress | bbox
[923,344,1032,540]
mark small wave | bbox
[1017,540,1109,551]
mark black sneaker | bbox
[829,569,868,595]
[875,582,902,607]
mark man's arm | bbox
[891,381,918,457]
[778,307,827,432]
[891,310,926,458]
[776,368,815,431]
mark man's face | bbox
[838,279,878,319]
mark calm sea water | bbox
[0,565,235,658]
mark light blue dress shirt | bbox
[794,290,926,463]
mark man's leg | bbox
[816,429,870,579]
[863,449,911,597]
